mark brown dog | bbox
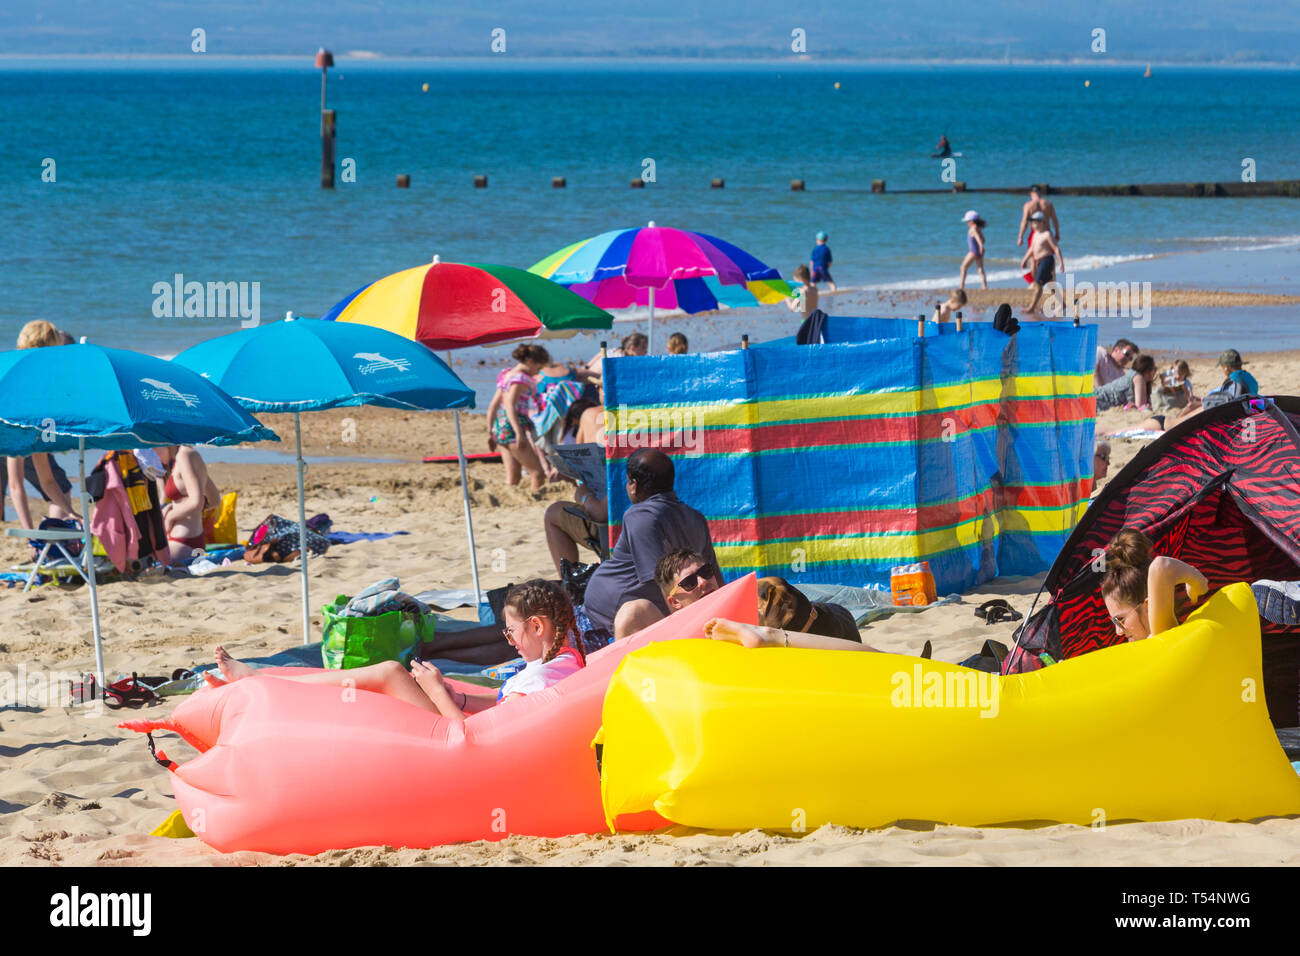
[756,576,861,643]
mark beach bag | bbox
[30,517,84,561]
[1001,604,1063,674]
[245,513,329,564]
[205,492,239,546]
[321,593,431,670]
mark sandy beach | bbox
[4,343,1299,867]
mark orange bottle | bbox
[890,561,938,607]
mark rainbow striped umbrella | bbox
[529,223,792,350]
[323,257,613,350]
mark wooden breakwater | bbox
[875,179,1300,198]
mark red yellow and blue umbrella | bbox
[321,256,611,607]
[323,257,613,350]
[529,223,792,349]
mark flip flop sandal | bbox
[103,673,160,708]
[983,604,1024,625]
[975,599,1022,622]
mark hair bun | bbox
[1105,528,1153,573]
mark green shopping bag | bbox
[320,594,432,670]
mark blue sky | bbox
[2,1,1298,60]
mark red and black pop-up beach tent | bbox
[1009,396,1300,724]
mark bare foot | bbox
[704,618,769,648]
[214,645,256,682]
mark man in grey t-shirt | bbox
[582,448,716,640]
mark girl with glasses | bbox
[206,580,584,720]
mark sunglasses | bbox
[670,563,718,596]
[501,617,541,643]
[1095,452,1110,463]
[1109,598,1146,630]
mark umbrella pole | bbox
[648,287,655,353]
[78,439,106,698]
[295,412,311,645]
[448,352,482,608]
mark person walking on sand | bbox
[1017,185,1059,246]
[959,211,987,290]
[1020,212,1064,316]
[809,231,836,291]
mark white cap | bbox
[963,210,979,222]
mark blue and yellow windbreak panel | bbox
[602,318,1096,594]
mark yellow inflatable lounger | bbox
[597,583,1300,831]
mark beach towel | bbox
[530,378,584,439]
[339,578,430,618]
[1107,428,1166,441]
[797,583,960,625]
[86,451,168,565]
[89,457,136,573]
[412,588,481,610]
[326,530,410,545]
[795,308,829,345]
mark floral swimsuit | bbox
[491,368,538,446]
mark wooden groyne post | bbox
[317,49,335,189]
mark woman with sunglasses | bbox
[206,580,584,720]
[1100,528,1208,642]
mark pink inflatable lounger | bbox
[121,574,758,855]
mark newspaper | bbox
[546,443,607,498]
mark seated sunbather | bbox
[206,580,584,720]
[544,484,607,575]
[156,445,220,564]
[612,546,721,637]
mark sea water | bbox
[3,58,1298,395]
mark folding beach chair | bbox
[5,525,92,592]
[561,504,611,561]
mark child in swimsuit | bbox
[207,579,585,719]
[785,264,819,317]
[1020,213,1064,315]
[484,344,553,491]
[959,211,987,290]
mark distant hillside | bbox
[5,0,1299,62]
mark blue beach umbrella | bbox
[0,342,278,694]
[172,315,475,642]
